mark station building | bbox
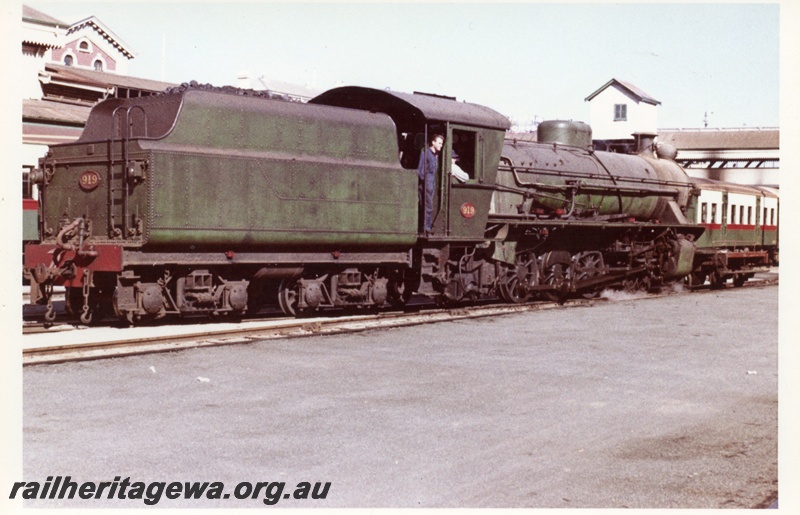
[584,78,779,188]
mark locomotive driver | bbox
[418,133,444,237]
[450,151,469,182]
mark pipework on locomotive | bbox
[23,83,777,324]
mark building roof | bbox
[255,77,322,101]
[22,5,68,28]
[585,78,661,106]
[658,127,779,150]
[22,5,67,49]
[22,98,93,125]
[44,64,176,94]
[67,15,137,59]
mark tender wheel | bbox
[388,282,412,307]
[277,278,299,317]
[499,252,538,304]
[733,275,747,287]
[387,272,415,308]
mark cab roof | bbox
[310,86,511,131]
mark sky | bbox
[23,1,782,130]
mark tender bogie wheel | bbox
[277,278,299,317]
[388,277,414,308]
[733,275,747,287]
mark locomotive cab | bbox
[310,87,511,240]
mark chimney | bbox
[632,132,657,157]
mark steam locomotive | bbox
[22,84,775,324]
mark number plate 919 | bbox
[79,170,100,191]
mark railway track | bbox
[22,298,602,365]
[22,274,778,366]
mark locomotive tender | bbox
[25,83,751,324]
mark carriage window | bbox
[747,206,752,225]
[770,208,775,226]
[763,207,767,226]
[711,203,717,224]
[700,203,707,223]
[730,204,736,224]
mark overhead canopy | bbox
[310,86,511,131]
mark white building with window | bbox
[50,15,136,75]
[585,78,660,152]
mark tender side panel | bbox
[143,91,418,248]
[145,151,417,247]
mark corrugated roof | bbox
[658,128,779,150]
[22,99,92,124]
[45,64,176,93]
[585,78,661,105]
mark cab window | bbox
[451,129,477,181]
